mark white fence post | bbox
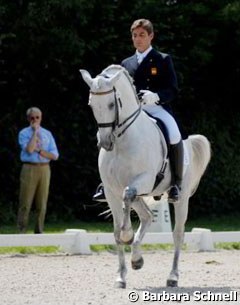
[188,228,214,251]
[63,229,91,254]
[145,195,172,232]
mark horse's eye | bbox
[109,102,115,110]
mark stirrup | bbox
[168,185,180,203]
[92,184,107,202]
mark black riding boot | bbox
[92,182,106,202]
[168,140,184,203]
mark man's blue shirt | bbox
[18,126,59,163]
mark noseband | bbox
[90,87,141,138]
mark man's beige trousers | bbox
[17,163,51,233]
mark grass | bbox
[0,246,59,255]
[0,213,240,254]
[215,242,240,250]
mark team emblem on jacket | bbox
[151,67,157,75]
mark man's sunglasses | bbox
[30,116,40,120]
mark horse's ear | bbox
[79,69,93,88]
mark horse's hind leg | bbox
[167,197,189,287]
[131,198,153,270]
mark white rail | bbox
[0,228,239,254]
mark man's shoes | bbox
[92,184,107,202]
[168,185,180,203]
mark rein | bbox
[90,87,141,138]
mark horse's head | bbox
[80,66,124,151]
[80,65,140,151]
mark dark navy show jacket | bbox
[121,48,179,113]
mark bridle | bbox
[90,87,141,138]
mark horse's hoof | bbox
[166,279,178,287]
[114,281,126,289]
[131,257,144,270]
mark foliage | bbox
[0,0,240,222]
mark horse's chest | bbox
[101,154,143,182]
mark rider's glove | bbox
[139,90,160,105]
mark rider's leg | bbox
[142,104,183,202]
[168,140,184,203]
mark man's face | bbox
[28,112,42,127]
[132,27,153,53]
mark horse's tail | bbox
[188,134,211,196]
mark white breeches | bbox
[143,104,181,145]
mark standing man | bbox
[17,107,59,233]
[93,19,183,204]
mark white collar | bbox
[136,46,152,63]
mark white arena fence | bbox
[0,229,240,255]
[0,199,239,254]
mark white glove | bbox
[140,90,160,105]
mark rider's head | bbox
[130,19,154,53]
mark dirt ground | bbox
[0,250,239,305]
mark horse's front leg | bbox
[115,233,128,288]
[105,190,128,288]
[120,186,136,244]
[120,173,154,244]
[167,198,189,287]
[131,198,153,270]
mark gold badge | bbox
[151,67,157,75]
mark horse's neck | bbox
[116,77,139,114]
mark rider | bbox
[93,18,184,204]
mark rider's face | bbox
[132,27,154,53]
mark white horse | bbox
[80,65,211,288]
